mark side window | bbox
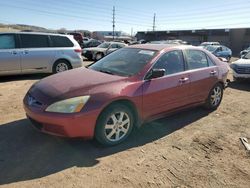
[111,44,118,48]
[50,36,74,47]
[186,50,208,70]
[153,50,185,75]
[20,34,49,48]
[117,44,124,48]
[207,55,215,66]
[0,35,15,49]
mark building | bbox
[92,31,122,40]
[136,28,250,55]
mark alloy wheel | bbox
[210,86,222,106]
[56,63,69,73]
[104,111,130,142]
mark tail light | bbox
[74,49,82,53]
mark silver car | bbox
[0,32,83,76]
[82,42,127,61]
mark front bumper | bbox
[231,69,250,79]
[23,102,99,139]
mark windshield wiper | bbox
[99,69,114,75]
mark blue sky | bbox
[1,0,250,34]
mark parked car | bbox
[0,32,83,76]
[81,39,102,49]
[68,32,83,46]
[148,40,188,45]
[230,51,250,81]
[204,45,232,61]
[200,42,220,48]
[83,37,90,42]
[240,46,250,58]
[24,44,229,146]
[82,42,127,61]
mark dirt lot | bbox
[0,59,250,188]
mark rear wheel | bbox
[53,60,71,74]
[204,83,223,110]
[95,104,134,146]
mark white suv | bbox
[230,51,250,80]
[0,32,83,76]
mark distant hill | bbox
[0,23,91,37]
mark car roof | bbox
[0,32,70,37]
[127,44,197,51]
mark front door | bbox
[142,50,190,120]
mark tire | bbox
[95,104,134,146]
[204,83,224,110]
[95,53,103,61]
[53,60,71,74]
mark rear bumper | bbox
[24,103,98,139]
[71,58,83,69]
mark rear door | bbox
[19,34,55,73]
[0,34,21,75]
[184,49,219,103]
[142,50,191,120]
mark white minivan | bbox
[0,32,83,76]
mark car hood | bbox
[29,67,126,104]
[84,47,107,52]
[232,58,250,66]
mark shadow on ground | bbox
[228,80,250,91]
[0,107,210,185]
[0,74,49,83]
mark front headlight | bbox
[45,96,90,113]
[230,64,237,70]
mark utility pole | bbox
[153,13,156,31]
[131,27,133,37]
[112,6,115,40]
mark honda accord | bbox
[23,44,229,146]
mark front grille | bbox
[236,66,250,74]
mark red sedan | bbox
[23,44,229,146]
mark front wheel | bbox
[95,104,134,146]
[204,83,224,110]
[95,53,103,61]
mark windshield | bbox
[243,52,250,59]
[89,48,157,77]
[205,45,218,52]
[98,42,110,48]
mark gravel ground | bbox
[0,58,250,188]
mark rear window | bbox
[20,34,49,48]
[50,36,74,47]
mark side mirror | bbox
[146,69,165,80]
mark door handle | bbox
[23,50,29,55]
[210,70,217,76]
[179,77,189,83]
[11,51,17,55]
